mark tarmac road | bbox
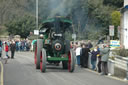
[0,52,128,85]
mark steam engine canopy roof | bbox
[41,17,72,29]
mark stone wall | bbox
[0,35,21,41]
[0,36,9,40]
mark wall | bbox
[121,0,128,49]
[124,0,128,6]
[120,14,124,48]
[123,11,128,49]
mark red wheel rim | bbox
[68,52,71,71]
[34,46,37,64]
[40,51,42,71]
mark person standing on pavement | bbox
[80,44,90,68]
[18,40,21,51]
[10,40,16,59]
[100,44,110,75]
[4,42,9,64]
[87,40,93,49]
[96,46,102,73]
[91,47,99,70]
[75,45,82,66]
[0,40,2,46]
[0,44,2,59]
[5,42,9,57]
[30,40,33,52]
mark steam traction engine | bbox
[34,16,76,72]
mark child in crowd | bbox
[91,47,99,70]
[4,42,9,64]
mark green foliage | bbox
[5,15,36,38]
[111,11,121,39]
[87,0,123,37]
[0,0,124,40]
[87,0,114,36]
[0,26,8,35]
[0,0,36,24]
[86,24,106,40]
[111,11,121,27]
[103,0,123,8]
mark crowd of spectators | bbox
[0,39,33,52]
[73,40,110,76]
[15,39,31,51]
[0,39,35,63]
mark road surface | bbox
[0,52,127,85]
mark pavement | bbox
[0,51,128,85]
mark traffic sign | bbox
[34,30,39,35]
[72,34,76,39]
[109,25,114,36]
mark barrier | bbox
[115,55,128,80]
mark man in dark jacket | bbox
[10,41,16,59]
[80,44,90,68]
[87,40,93,49]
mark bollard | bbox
[88,53,92,69]
[108,59,115,75]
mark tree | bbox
[0,0,124,40]
[103,0,123,8]
[111,11,121,39]
[0,0,36,25]
[87,0,113,36]
[111,11,121,27]
[5,15,36,38]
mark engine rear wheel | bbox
[36,39,43,69]
[40,48,46,72]
[68,49,76,72]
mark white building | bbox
[121,0,128,49]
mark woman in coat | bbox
[100,44,110,75]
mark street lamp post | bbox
[36,0,38,30]
[35,0,39,38]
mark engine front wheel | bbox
[40,48,46,72]
[68,49,76,72]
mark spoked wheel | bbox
[68,49,76,72]
[35,39,43,69]
[40,48,46,72]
